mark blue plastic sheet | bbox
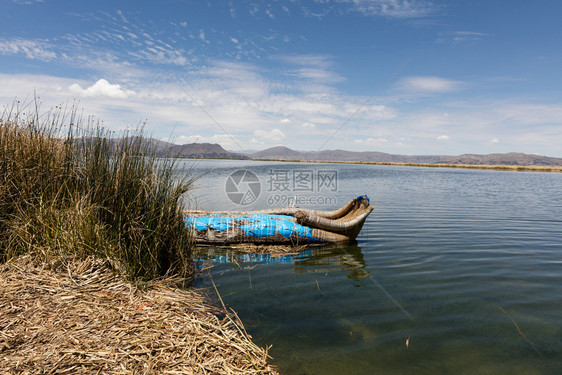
[184,213,318,240]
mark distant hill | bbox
[87,138,249,159]
[251,146,449,163]
[251,146,312,160]
[250,146,562,166]
[75,136,176,154]
[439,153,562,166]
[96,139,562,166]
[166,143,249,159]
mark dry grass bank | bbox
[171,156,562,173]
[362,161,562,172]
[252,159,562,173]
[250,158,562,172]
[0,254,278,374]
[0,102,277,374]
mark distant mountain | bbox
[250,146,562,166]
[98,139,562,166]
[166,142,249,159]
[75,136,176,154]
[251,146,312,160]
[313,150,448,163]
[439,153,562,166]
[251,146,450,163]
[77,137,249,159]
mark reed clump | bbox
[0,102,194,280]
[0,102,277,374]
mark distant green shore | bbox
[187,157,562,173]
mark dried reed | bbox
[0,254,278,374]
[251,158,562,172]
[1,101,194,280]
[1,101,277,373]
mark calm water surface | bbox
[181,159,562,374]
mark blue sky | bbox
[1,0,561,157]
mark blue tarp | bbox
[184,213,318,240]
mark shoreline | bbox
[0,254,278,374]
[1,112,279,374]
[180,157,562,173]
[252,159,562,172]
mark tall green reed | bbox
[0,101,195,280]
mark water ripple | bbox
[190,162,562,375]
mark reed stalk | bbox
[0,101,195,281]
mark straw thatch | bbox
[0,254,278,375]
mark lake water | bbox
[180,159,562,374]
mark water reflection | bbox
[194,243,369,280]
[186,161,562,374]
[293,244,369,279]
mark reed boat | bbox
[184,195,374,245]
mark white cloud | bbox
[341,0,437,18]
[294,67,344,84]
[354,137,388,145]
[140,49,188,66]
[302,122,315,128]
[398,76,461,93]
[254,128,285,141]
[0,38,57,61]
[454,31,490,36]
[342,103,397,122]
[11,0,44,5]
[493,103,562,125]
[249,3,259,16]
[69,79,136,99]
[2,53,562,158]
[200,61,268,100]
[279,54,344,84]
[490,138,499,143]
[0,73,77,101]
[436,135,449,141]
[436,31,493,45]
